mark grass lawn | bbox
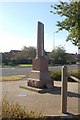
[76,61,80,64]
[2,64,32,68]
[18,64,32,67]
[0,75,26,82]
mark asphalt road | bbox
[1,67,32,77]
[0,64,79,77]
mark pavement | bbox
[0,79,80,118]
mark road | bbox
[0,64,79,77]
[1,67,32,77]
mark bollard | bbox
[61,65,68,113]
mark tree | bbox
[48,46,67,65]
[22,46,36,59]
[51,1,80,48]
[11,46,36,60]
[65,53,76,64]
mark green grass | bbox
[2,64,32,68]
[76,61,80,64]
[18,64,32,67]
[0,75,26,82]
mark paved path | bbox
[0,80,80,117]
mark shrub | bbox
[50,69,80,82]
[68,69,80,82]
[68,69,80,78]
[2,96,44,120]
[50,70,61,81]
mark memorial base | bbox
[27,70,54,88]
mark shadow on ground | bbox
[41,86,80,98]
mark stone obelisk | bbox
[36,21,44,57]
[27,21,53,88]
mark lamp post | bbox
[53,32,55,51]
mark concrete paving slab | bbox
[1,80,80,117]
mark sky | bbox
[0,1,78,53]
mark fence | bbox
[61,65,80,113]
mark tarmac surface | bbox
[1,64,79,76]
[0,78,80,117]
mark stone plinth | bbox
[27,57,53,88]
[27,70,53,88]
